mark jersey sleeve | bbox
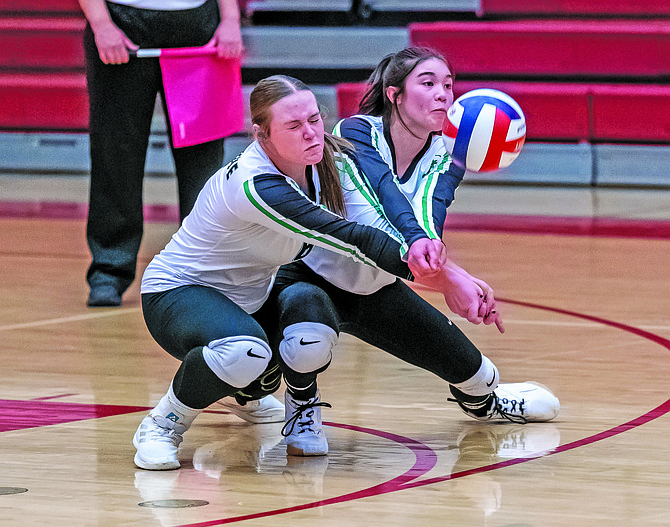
[423,158,465,238]
[337,117,431,248]
[238,173,413,280]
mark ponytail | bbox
[358,53,394,119]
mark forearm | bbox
[212,0,243,56]
[218,0,241,22]
[78,0,114,32]
[413,263,463,293]
[445,258,472,278]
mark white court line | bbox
[0,308,141,332]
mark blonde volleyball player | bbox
[134,75,462,470]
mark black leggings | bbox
[142,285,282,408]
[273,261,484,393]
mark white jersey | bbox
[141,141,412,313]
[303,115,465,294]
[302,150,401,293]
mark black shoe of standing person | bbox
[87,285,122,307]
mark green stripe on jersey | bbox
[243,179,378,266]
[420,155,451,239]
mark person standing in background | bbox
[78,0,243,307]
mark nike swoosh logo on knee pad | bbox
[299,339,320,346]
[247,349,265,359]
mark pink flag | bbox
[157,46,244,148]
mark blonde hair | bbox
[250,75,350,216]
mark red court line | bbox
[175,425,439,527]
[0,399,150,432]
[445,212,670,239]
[1,200,669,239]
[397,298,670,491]
[0,396,440,526]
[400,398,670,492]
[2,299,668,524]
[173,299,670,526]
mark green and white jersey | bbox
[335,115,464,241]
[303,115,465,294]
[141,141,412,313]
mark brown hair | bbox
[358,46,453,136]
[250,75,349,216]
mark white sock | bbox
[151,384,202,430]
[450,355,499,397]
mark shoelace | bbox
[448,394,528,425]
[490,393,528,424]
[281,399,332,437]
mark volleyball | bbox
[444,89,526,173]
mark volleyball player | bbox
[271,48,559,457]
[133,74,459,470]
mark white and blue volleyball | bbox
[444,89,526,173]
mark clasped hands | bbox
[406,238,505,334]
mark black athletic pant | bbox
[272,261,485,396]
[142,285,283,409]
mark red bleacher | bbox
[591,85,670,143]
[0,0,247,132]
[478,0,670,18]
[0,17,85,70]
[2,1,670,145]
[337,81,592,142]
[0,0,80,14]
[0,1,86,131]
[337,81,670,144]
[405,18,670,144]
[0,73,88,131]
[409,20,670,80]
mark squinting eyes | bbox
[289,117,321,130]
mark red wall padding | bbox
[409,20,670,80]
[0,17,85,70]
[0,0,82,14]
[336,81,670,143]
[0,74,88,131]
[591,85,670,143]
[478,0,670,17]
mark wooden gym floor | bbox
[1,175,670,526]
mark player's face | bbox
[395,57,453,136]
[267,90,325,171]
